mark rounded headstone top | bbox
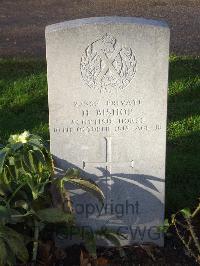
[45,16,169,34]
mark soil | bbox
[0,0,200,58]
[35,235,199,265]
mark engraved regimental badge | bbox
[80,34,137,93]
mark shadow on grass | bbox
[166,131,200,215]
[0,59,46,83]
[168,57,200,122]
[168,100,199,123]
[169,56,200,83]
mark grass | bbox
[166,56,200,214]
[0,56,199,215]
[0,59,49,141]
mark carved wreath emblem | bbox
[80,34,136,93]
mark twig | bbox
[192,203,200,219]
[174,219,197,261]
[186,218,200,258]
[32,219,39,265]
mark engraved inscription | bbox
[80,34,137,93]
[52,97,163,135]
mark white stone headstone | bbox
[46,17,170,246]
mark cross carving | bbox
[95,48,123,83]
[82,137,134,176]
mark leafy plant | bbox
[0,224,29,265]
[0,131,104,265]
[160,201,200,264]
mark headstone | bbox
[46,17,170,246]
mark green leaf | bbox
[181,208,191,218]
[36,208,74,224]
[4,247,16,266]
[33,150,46,173]
[164,218,170,227]
[0,225,29,263]
[4,227,29,263]
[18,183,34,202]
[28,150,36,173]
[34,150,46,164]
[8,156,15,166]
[22,152,30,169]
[43,149,54,174]
[81,229,97,258]
[0,149,8,174]
[0,166,12,193]
[0,205,11,223]
[96,228,121,247]
[14,200,29,210]
[28,138,43,149]
[0,239,7,265]
[9,209,24,224]
[5,164,15,181]
[0,206,24,224]
[157,219,170,233]
[11,157,22,179]
[0,196,5,202]
[171,214,176,224]
[62,176,105,204]
[84,231,97,258]
[65,168,81,177]
[10,142,23,151]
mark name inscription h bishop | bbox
[46,17,170,246]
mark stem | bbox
[174,214,200,264]
[186,218,200,256]
[32,219,39,265]
[7,182,25,205]
[175,220,188,229]
[192,203,200,218]
[11,211,32,218]
[174,220,197,261]
[60,179,73,212]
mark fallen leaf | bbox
[80,249,92,266]
[97,256,110,265]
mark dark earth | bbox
[0,0,200,58]
[35,232,199,265]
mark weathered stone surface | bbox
[46,17,170,246]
